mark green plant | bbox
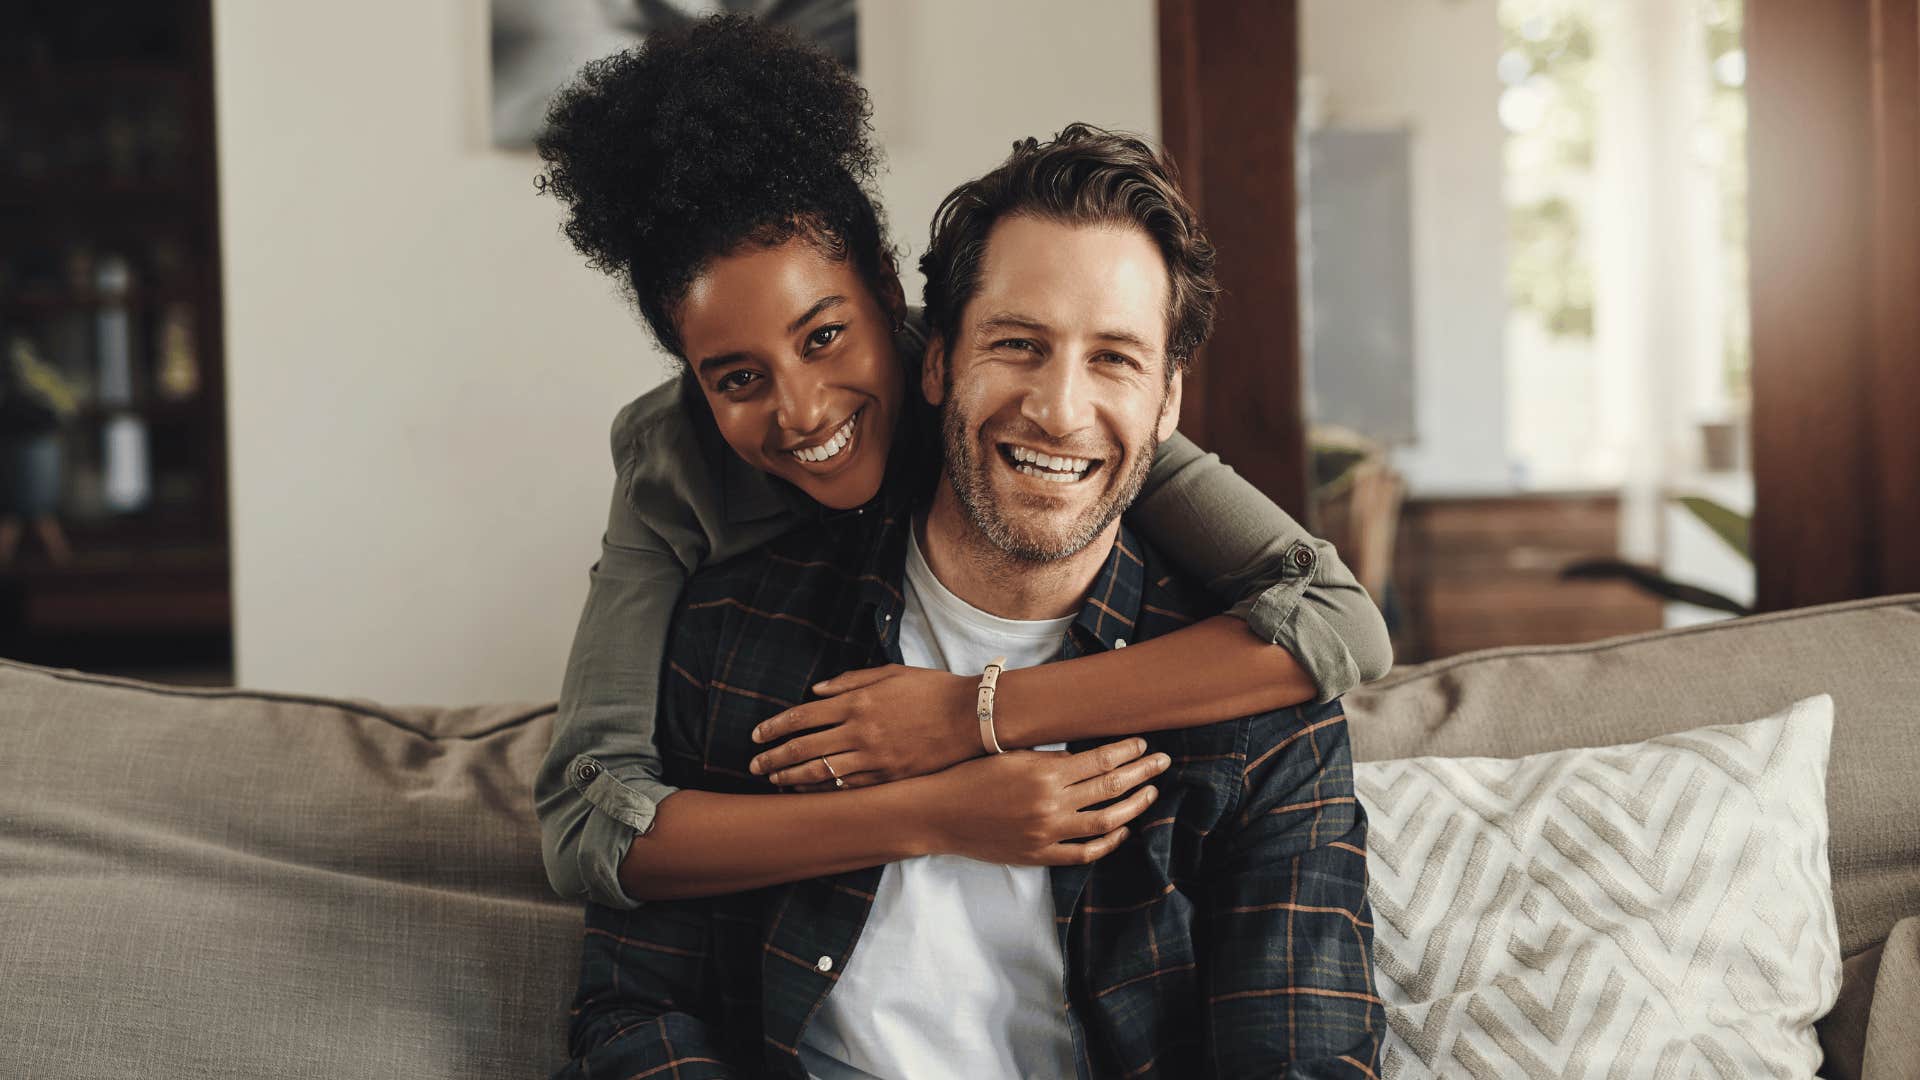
[1561,494,1755,616]
[1675,495,1750,561]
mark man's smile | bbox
[996,441,1104,485]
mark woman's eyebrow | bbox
[695,351,748,376]
[786,294,848,333]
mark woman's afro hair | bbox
[535,14,891,357]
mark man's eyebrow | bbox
[787,294,848,334]
[976,313,1159,356]
[1091,328,1157,354]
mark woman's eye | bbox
[806,325,844,350]
[716,370,760,393]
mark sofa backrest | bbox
[5,594,1914,1079]
[1344,592,1920,961]
[0,660,577,1080]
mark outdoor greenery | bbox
[1501,0,1598,340]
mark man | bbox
[562,125,1382,1079]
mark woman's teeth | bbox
[1009,445,1092,483]
[791,413,856,464]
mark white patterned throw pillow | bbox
[1354,695,1841,1078]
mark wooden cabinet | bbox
[1391,494,1665,663]
[0,2,230,678]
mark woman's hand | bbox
[916,738,1170,865]
[748,664,981,788]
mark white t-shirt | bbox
[797,529,1079,1080]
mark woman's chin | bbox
[788,454,886,509]
[799,470,884,509]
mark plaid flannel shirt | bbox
[558,489,1383,1079]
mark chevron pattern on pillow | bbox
[1354,695,1841,1078]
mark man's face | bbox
[925,214,1183,562]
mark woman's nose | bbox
[775,372,833,435]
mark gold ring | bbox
[821,755,846,789]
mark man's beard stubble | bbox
[938,389,1161,565]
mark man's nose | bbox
[774,371,833,435]
[1020,356,1093,437]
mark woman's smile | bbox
[784,407,862,468]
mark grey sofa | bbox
[2,594,1916,1079]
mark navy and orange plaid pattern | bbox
[558,493,1383,1079]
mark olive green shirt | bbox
[538,364,1391,908]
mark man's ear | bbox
[1156,368,1184,442]
[922,336,949,407]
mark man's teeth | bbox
[791,415,856,463]
[1008,445,1093,482]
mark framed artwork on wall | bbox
[490,0,857,148]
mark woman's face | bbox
[676,237,905,510]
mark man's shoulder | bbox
[1125,527,1350,766]
[1123,527,1226,640]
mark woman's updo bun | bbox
[536,14,893,358]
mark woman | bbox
[534,15,1391,907]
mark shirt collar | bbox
[854,507,1149,661]
[1063,524,1146,655]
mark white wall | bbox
[1302,0,1512,494]
[216,0,1157,704]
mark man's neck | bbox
[917,476,1118,621]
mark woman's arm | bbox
[1127,431,1392,697]
[619,743,1167,900]
[746,433,1392,788]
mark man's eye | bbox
[994,338,1038,353]
[807,325,844,350]
[1096,352,1132,366]
[716,370,760,393]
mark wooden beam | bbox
[1157,0,1308,518]
[1748,0,1920,608]
[1868,0,1920,594]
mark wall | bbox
[215,0,1157,704]
[1301,0,1512,494]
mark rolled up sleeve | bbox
[1131,433,1394,702]
[536,478,689,909]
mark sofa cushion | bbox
[1345,593,1920,963]
[0,659,576,1080]
[1357,696,1842,1077]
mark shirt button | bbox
[884,613,892,622]
[576,761,600,782]
[1114,638,1127,649]
[1292,547,1316,570]
[816,956,834,973]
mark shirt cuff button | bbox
[816,955,834,973]
[1291,547,1316,570]
[575,760,601,783]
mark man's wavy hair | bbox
[919,123,1218,374]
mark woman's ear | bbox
[922,337,948,407]
[876,250,907,328]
